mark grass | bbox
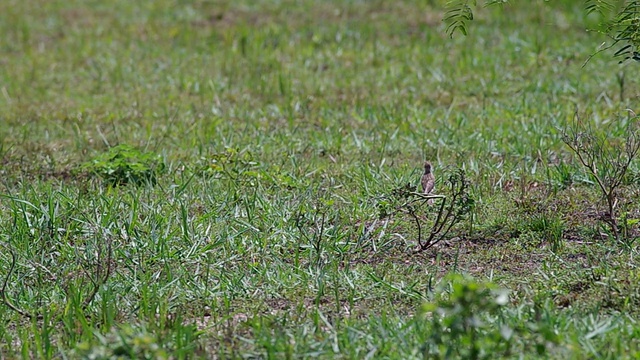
[1,0,640,358]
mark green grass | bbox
[1,0,640,358]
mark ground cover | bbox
[1,0,639,358]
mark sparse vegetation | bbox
[1,0,640,358]
[562,112,640,242]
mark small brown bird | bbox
[421,161,436,202]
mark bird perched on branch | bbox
[422,161,435,203]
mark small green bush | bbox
[81,144,164,186]
[420,275,511,359]
[420,275,558,359]
[75,325,169,359]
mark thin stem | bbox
[1,252,39,320]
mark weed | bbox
[528,213,565,251]
[80,145,164,186]
[198,147,257,178]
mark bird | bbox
[421,161,435,203]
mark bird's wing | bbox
[422,175,435,194]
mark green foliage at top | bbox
[444,0,475,37]
[601,1,640,62]
[585,0,616,16]
[445,0,640,63]
[81,144,164,186]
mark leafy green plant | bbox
[292,185,344,268]
[444,0,475,37]
[75,325,170,360]
[420,275,514,359]
[420,275,561,359]
[81,145,164,186]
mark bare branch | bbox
[562,112,640,242]
[377,169,473,254]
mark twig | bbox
[379,169,472,253]
[562,112,640,242]
[82,237,113,309]
[1,252,40,320]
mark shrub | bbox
[561,112,640,242]
[81,145,164,186]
